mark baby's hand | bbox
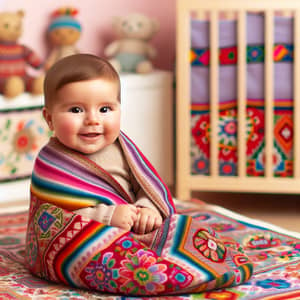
[110,204,138,231]
[133,207,163,234]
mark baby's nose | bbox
[85,111,100,125]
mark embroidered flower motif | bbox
[12,127,35,154]
[192,157,209,175]
[276,249,299,262]
[115,236,140,257]
[219,161,237,176]
[256,278,291,289]
[246,107,265,156]
[192,114,210,157]
[0,112,50,180]
[193,229,226,262]
[218,110,237,163]
[119,249,167,295]
[244,234,281,250]
[38,211,56,233]
[84,252,119,292]
[248,45,264,62]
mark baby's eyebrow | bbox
[60,102,82,110]
[101,102,120,108]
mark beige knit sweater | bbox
[74,140,160,224]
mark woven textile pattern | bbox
[191,101,293,176]
[25,132,252,295]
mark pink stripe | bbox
[34,157,126,204]
[134,147,174,204]
[121,133,174,209]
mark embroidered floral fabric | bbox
[190,14,294,177]
[191,102,293,176]
[0,106,50,182]
[26,198,253,295]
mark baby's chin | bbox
[76,146,104,154]
[76,143,111,154]
[59,142,100,155]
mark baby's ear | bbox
[42,107,54,131]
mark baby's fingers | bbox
[137,213,150,234]
[128,205,138,214]
[132,212,141,233]
[154,216,163,229]
[129,210,138,224]
[144,217,156,233]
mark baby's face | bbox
[43,78,121,154]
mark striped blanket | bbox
[25,132,253,295]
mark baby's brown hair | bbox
[44,53,120,108]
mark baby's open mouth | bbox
[81,133,101,137]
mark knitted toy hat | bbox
[48,7,81,32]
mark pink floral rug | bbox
[1,199,300,299]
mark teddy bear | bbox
[0,10,44,99]
[45,7,82,70]
[104,13,159,73]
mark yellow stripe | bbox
[30,185,96,210]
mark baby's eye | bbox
[100,106,111,113]
[69,107,83,113]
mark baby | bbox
[27,55,253,292]
[42,53,163,234]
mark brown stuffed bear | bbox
[0,10,44,99]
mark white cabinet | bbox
[0,94,47,203]
[120,70,174,186]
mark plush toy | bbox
[104,13,159,73]
[45,7,82,70]
[0,10,44,99]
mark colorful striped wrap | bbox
[25,132,253,295]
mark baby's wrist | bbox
[107,205,117,225]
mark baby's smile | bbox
[79,132,103,140]
[81,133,101,137]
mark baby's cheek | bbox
[57,116,80,136]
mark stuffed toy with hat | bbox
[0,10,44,99]
[104,13,159,73]
[45,7,82,70]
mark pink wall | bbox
[0,0,176,71]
